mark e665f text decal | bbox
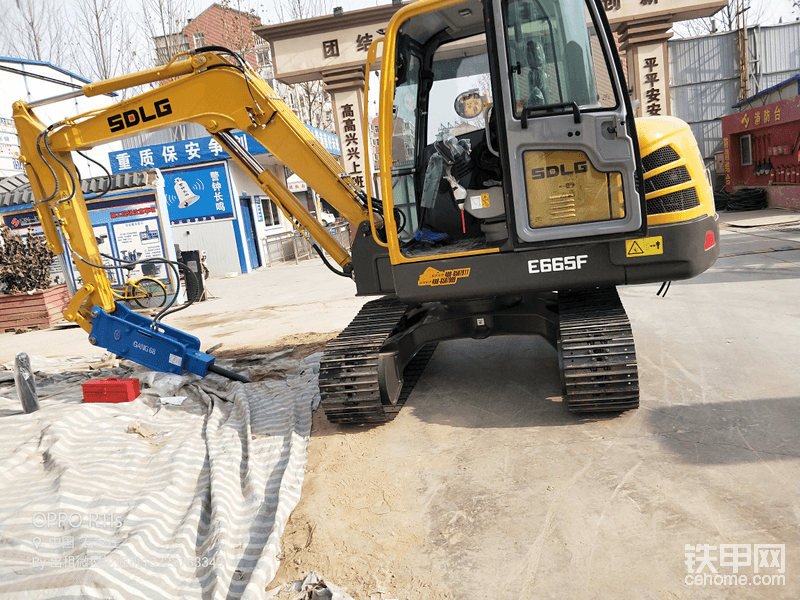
[528,255,588,274]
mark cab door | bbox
[489,0,644,244]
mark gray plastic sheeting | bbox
[0,354,320,599]
[266,572,356,600]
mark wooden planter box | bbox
[0,285,71,332]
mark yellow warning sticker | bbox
[625,236,664,258]
[418,267,471,287]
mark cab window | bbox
[426,35,493,143]
[504,0,617,116]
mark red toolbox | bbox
[81,378,140,403]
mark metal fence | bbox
[261,223,352,267]
[669,21,800,164]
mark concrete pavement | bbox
[276,211,800,599]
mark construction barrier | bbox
[262,223,351,267]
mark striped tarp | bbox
[0,356,318,599]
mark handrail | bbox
[363,37,389,248]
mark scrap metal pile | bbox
[0,226,54,295]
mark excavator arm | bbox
[12,49,373,377]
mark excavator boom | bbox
[12,50,373,377]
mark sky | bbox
[754,0,799,25]
[256,0,799,28]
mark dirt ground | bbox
[273,410,454,600]
[269,216,800,599]
[219,334,454,599]
[214,332,335,362]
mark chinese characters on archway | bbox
[322,40,339,58]
[602,0,659,9]
[322,31,383,59]
[340,103,364,189]
[643,57,662,116]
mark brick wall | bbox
[182,4,261,70]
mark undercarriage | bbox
[319,287,639,425]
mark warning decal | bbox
[625,236,664,258]
[470,194,492,211]
[418,267,471,286]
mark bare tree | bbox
[0,0,72,67]
[71,0,140,83]
[674,0,770,37]
[140,0,196,65]
[290,81,333,131]
[218,0,262,58]
[273,0,332,23]
[271,0,335,132]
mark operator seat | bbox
[526,40,549,106]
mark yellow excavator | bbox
[13,0,718,424]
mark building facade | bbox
[720,77,800,208]
[152,3,327,127]
[154,3,264,71]
[0,171,183,301]
[669,21,800,165]
[108,127,342,277]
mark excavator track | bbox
[558,288,639,413]
[319,297,437,425]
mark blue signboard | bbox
[161,162,235,224]
[108,126,341,174]
[4,212,40,230]
[71,194,169,286]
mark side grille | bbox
[644,166,691,194]
[642,146,679,172]
[646,188,700,215]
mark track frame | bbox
[319,288,639,424]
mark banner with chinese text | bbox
[108,127,340,174]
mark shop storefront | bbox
[0,172,182,301]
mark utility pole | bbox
[736,0,749,100]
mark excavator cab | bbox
[321,0,716,423]
[379,0,642,264]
